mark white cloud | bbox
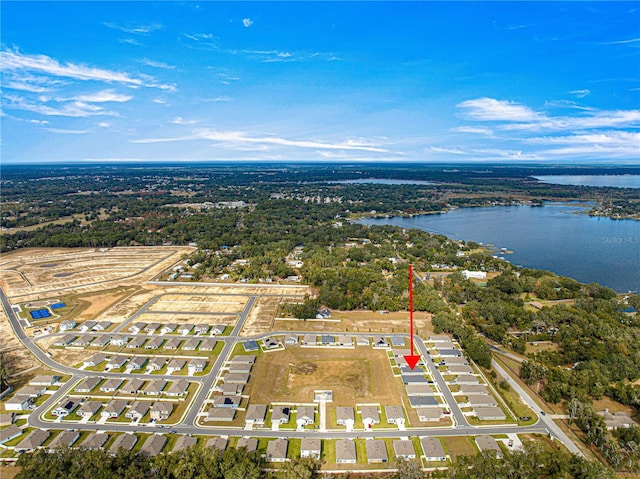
[457,97,543,122]
[67,89,133,103]
[452,126,494,137]
[119,38,143,46]
[103,22,163,35]
[44,128,88,134]
[569,89,591,98]
[0,49,173,91]
[429,146,468,155]
[171,116,199,125]
[152,97,168,104]
[242,18,254,28]
[140,59,176,70]
[132,129,390,153]
[4,95,111,117]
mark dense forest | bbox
[14,442,612,479]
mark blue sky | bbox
[1,1,639,164]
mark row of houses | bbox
[126,322,226,336]
[50,395,176,422]
[74,377,190,397]
[206,355,257,422]
[95,355,206,375]
[4,375,64,411]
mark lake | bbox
[359,203,640,293]
[534,175,640,189]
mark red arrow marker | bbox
[403,264,421,370]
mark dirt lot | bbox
[0,308,40,381]
[0,246,193,301]
[149,294,249,314]
[241,297,282,337]
[242,345,405,406]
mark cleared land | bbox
[242,345,405,406]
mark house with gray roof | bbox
[16,385,45,398]
[366,439,388,463]
[128,356,148,370]
[29,375,60,386]
[121,378,145,395]
[53,334,76,346]
[405,382,434,395]
[3,394,33,411]
[336,407,355,427]
[224,373,249,384]
[81,433,109,450]
[83,353,107,367]
[452,374,479,384]
[460,384,489,395]
[109,336,129,347]
[143,379,167,396]
[421,437,447,461]
[165,379,188,397]
[211,324,226,335]
[335,439,357,464]
[199,338,216,351]
[206,408,236,422]
[102,399,128,418]
[91,336,110,347]
[243,340,259,352]
[207,437,228,452]
[393,440,416,459]
[236,437,258,452]
[417,408,444,422]
[75,376,102,393]
[128,322,146,334]
[228,362,252,374]
[77,401,102,418]
[449,365,474,375]
[100,378,123,393]
[271,405,290,424]
[126,401,151,420]
[296,406,315,428]
[106,355,128,369]
[147,357,166,372]
[194,324,210,335]
[79,320,97,332]
[212,396,242,409]
[188,358,206,374]
[300,438,321,459]
[361,406,380,427]
[150,402,173,421]
[182,338,201,351]
[475,435,503,459]
[266,438,288,462]
[145,337,164,349]
[474,407,506,421]
[143,322,161,334]
[15,429,50,453]
[93,321,112,331]
[409,396,440,408]
[230,355,256,365]
[385,405,405,426]
[126,336,146,349]
[173,435,197,452]
[217,383,244,396]
[109,434,137,455]
[52,397,78,417]
[0,425,22,445]
[167,359,186,374]
[467,395,498,408]
[245,404,267,425]
[163,337,182,349]
[160,323,178,334]
[47,430,80,451]
[178,324,194,335]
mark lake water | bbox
[534,175,640,189]
[360,203,640,293]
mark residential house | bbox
[52,397,78,417]
[366,440,388,463]
[460,384,489,395]
[438,348,462,357]
[163,337,182,349]
[93,321,112,331]
[211,324,226,335]
[29,375,60,386]
[106,356,128,369]
[266,438,288,462]
[417,409,444,422]
[271,405,290,425]
[284,335,298,345]
[90,336,110,347]
[147,357,166,372]
[206,408,236,422]
[53,334,76,346]
[245,404,267,425]
[82,432,109,450]
[449,365,474,375]
[218,383,244,396]
[199,338,216,351]
[108,434,137,455]
[0,425,22,445]
[59,319,76,331]
[335,439,357,464]
[207,437,228,452]
[48,430,80,451]
[320,335,336,346]
[77,401,102,418]
[389,336,405,347]
[165,380,188,397]
[128,356,148,370]
[453,374,480,385]
[224,373,249,384]
[296,406,315,428]
[372,336,389,348]
[405,383,432,395]
[263,337,280,349]
[228,362,252,374]
[194,324,210,335]
[101,399,128,418]
[15,385,45,398]
[357,336,370,346]
[128,322,146,334]
[0,413,15,427]
[143,322,161,335]
[178,324,194,335]
[167,359,186,374]
[70,335,94,348]
[597,410,639,430]
[212,396,242,409]
[188,359,206,375]
[467,395,498,408]
[145,337,164,350]
[408,396,440,408]
[302,334,317,346]
[139,435,167,457]
[143,380,167,396]
[100,378,123,393]
[336,407,355,428]
[83,353,107,368]
[242,340,259,352]
[236,437,258,452]
[474,407,506,421]
[160,323,178,335]
[421,437,447,462]
[182,338,201,351]
[230,355,256,365]
[385,405,405,426]
[337,335,353,347]
[475,435,503,459]
[79,321,97,332]
[15,429,50,453]
[361,406,380,428]
[126,336,146,349]
[126,401,151,420]
[121,378,145,395]
[300,438,321,459]
[150,402,173,421]
[393,440,416,460]
[173,435,197,452]
[109,336,129,347]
